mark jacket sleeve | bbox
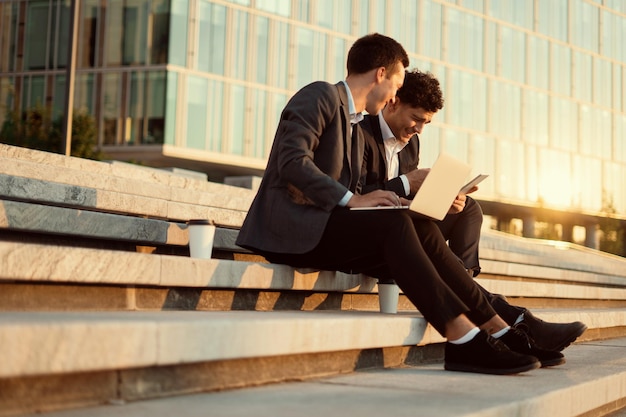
[273,82,349,211]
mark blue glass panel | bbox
[185,76,208,150]
[197,1,226,74]
[169,0,188,66]
[229,84,245,155]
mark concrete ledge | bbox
[2,308,623,380]
[4,241,626,303]
[0,310,437,378]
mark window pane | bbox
[250,89,266,158]
[207,79,224,152]
[331,37,346,82]
[356,0,369,36]
[571,0,598,53]
[447,9,483,71]
[230,10,248,80]
[128,72,144,144]
[573,155,601,211]
[26,75,45,108]
[122,0,148,65]
[593,58,611,107]
[102,73,120,145]
[497,140,525,200]
[614,114,626,163]
[420,1,442,60]
[0,3,18,72]
[75,73,94,114]
[151,0,169,64]
[145,71,165,144]
[273,21,289,89]
[527,36,549,90]
[229,85,245,155]
[315,0,333,29]
[185,76,208,150]
[256,0,290,17]
[169,0,188,66]
[500,26,525,83]
[489,80,520,140]
[487,0,533,29]
[25,1,49,70]
[79,0,99,68]
[104,1,122,66]
[197,1,226,74]
[52,74,66,120]
[388,0,416,53]
[537,0,568,42]
[0,78,15,128]
[523,90,548,146]
[253,16,269,84]
[442,129,469,163]
[550,43,571,96]
[470,135,496,196]
[295,27,314,88]
[538,149,572,207]
[549,97,577,152]
[573,51,592,102]
[52,0,70,69]
[447,69,486,131]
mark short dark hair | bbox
[347,33,409,76]
[396,68,444,113]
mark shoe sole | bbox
[444,360,541,375]
[541,357,566,367]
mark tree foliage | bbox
[0,105,103,160]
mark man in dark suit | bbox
[359,68,587,352]
[237,33,558,375]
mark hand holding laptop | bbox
[350,153,489,221]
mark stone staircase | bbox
[1,143,626,417]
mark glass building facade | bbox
[1,0,625,247]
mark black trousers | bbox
[437,196,483,275]
[437,197,526,324]
[263,208,497,336]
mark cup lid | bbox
[187,219,215,225]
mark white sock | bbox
[449,327,481,344]
[491,326,511,339]
[514,313,524,325]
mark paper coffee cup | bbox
[378,282,400,314]
[187,219,216,259]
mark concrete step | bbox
[2,240,626,313]
[10,336,626,417]
[0,308,622,379]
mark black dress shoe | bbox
[514,310,587,352]
[499,327,565,367]
[445,330,540,375]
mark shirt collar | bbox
[378,112,409,150]
[341,80,363,125]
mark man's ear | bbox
[375,66,386,82]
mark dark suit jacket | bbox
[237,81,362,254]
[359,114,420,198]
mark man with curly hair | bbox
[359,68,587,353]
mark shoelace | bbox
[486,335,512,352]
[509,327,532,350]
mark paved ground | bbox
[24,337,626,417]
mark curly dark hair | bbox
[396,68,444,113]
[347,33,409,76]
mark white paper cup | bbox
[378,282,400,314]
[187,219,216,259]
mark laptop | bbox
[351,152,479,221]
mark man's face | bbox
[365,61,406,115]
[384,100,436,143]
